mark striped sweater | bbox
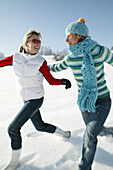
[49,45,113,99]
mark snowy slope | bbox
[0,57,113,170]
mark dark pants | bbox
[78,95,111,170]
[8,97,56,150]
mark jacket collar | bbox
[22,52,38,61]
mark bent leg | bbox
[4,98,43,169]
[31,111,71,138]
[8,98,43,150]
[79,96,111,170]
[31,109,56,133]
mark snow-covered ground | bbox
[0,56,113,170]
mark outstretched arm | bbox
[0,55,13,67]
[39,60,62,85]
[39,60,71,89]
[48,55,69,72]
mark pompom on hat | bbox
[65,17,89,37]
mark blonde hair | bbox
[19,29,41,53]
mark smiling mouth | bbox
[34,47,39,50]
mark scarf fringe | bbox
[77,87,97,112]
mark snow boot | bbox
[2,149,21,170]
[54,127,71,138]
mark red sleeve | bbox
[39,60,62,85]
[0,55,13,67]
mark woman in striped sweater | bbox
[49,18,113,170]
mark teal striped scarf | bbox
[69,36,98,112]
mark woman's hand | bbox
[61,79,71,89]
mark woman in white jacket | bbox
[0,29,71,170]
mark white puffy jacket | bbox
[13,52,45,101]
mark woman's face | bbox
[66,32,82,47]
[25,34,41,55]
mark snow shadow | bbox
[95,147,113,168]
[21,153,36,163]
[18,151,77,170]
[68,129,83,147]
[17,129,83,170]
[18,153,37,169]
[26,131,46,138]
[18,164,41,170]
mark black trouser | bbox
[8,97,56,150]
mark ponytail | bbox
[19,45,24,53]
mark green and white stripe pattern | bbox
[49,45,113,99]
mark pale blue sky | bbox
[0,0,113,56]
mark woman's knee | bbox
[8,124,19,137]
[8,124,22,149]
[84,127,97,145]
[8,124,13,136]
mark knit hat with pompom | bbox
[65,18,89,37]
